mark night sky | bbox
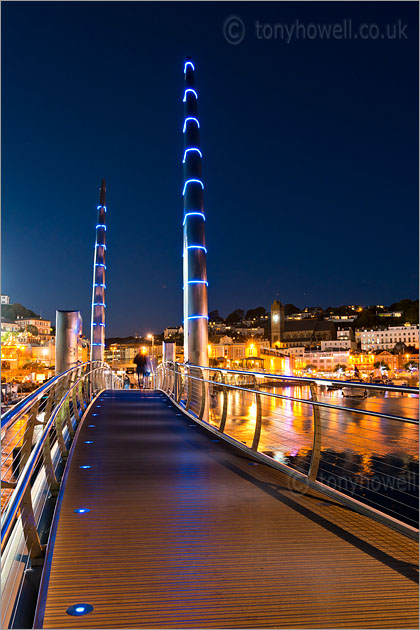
[2,2,418,337]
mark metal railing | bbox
[155,362,419,540]
[1,361,123,629]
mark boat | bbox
[342,386,368,399]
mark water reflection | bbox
[208,383,419,525]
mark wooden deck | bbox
[36,390,418,629]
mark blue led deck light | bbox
[182,179,204,195]
[187,280,208,285]
[66,604,94,617]
[74,508,90,514]
[93,284,106,289]
[182,148,202,163]
[183,212,205,226]
[96,224,106,229]
[88,424,95,428]
[97,205,107,211]
[187,315,209,320]
[84,441,93,444]
[96,243,106,250]
[79,465,91,469]
[184,60,195,73]
[183,117,200,133]
[183,88,198,102]
[95,263,106,268]
[92,303,106,308]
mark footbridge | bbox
[2,55,419,630]
[1,362,418,629]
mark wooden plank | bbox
[39,390,418,629]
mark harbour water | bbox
[207,384,419,527]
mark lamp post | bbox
[147,334,154,360]
[147,333,155,369]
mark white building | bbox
[326,314,357,322]
[1,317,19,333]
[357,325,419,351]
[321,327,356,351]
[163,326,183,339]
[1,295,10,305]
[15,317,52,338]
[301,350,351,371]
[321,339,353,351]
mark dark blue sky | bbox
[2,2,418,337]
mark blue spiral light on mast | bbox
[182,57,208,366]
[90,179,106,361]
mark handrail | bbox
[172,361,419,424]
[1,369,90,550]
[185,362,419,395]
[155,361,419,539]
[173,365,418,424]
[1,361,91,431]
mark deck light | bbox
[66,604,94,616]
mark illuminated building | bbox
[14,317,52,339]
[271,300,284,345]
[357,324,419,351]
[1,318,19,333]
[348,353,376,371]
[373,351,400,372]
[182,57,208,366]
[90,179,107,361]
[164,326,184,339]
[208,339,270,369]
[295,350,351,372]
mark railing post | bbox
[173,364,179,401]
[308,382,321,481]
[198,368,206,420]
[185,367,192,411]
[163,364,169,393]
[18,400,45,561]
[20,485,45,562]
[251,391,262,451]
[42,383,59,494]
[174,363,182,403]
[218,372,228,433]
[56,405,69,459]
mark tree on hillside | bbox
[2,303,39,321]
[284,304,300,316]
[353,309,381,329]
[226,309,244,324]
[209,310,224,322]
[245,307,266,319]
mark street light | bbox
[147,334,154,360]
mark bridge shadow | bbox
[173,412,419,584]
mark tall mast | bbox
[182,57,208,366]
[90,179,106,361]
